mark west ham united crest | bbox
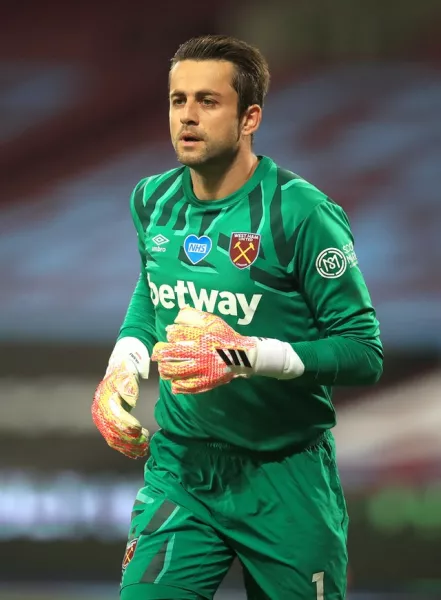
[122,538,138,570]
[229,233,261,269]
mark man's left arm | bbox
[288,200,383,386]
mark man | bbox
[92,34,383,599]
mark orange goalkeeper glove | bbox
[92,338,150,459]
[151,306,305,394]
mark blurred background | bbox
[1,0,441,598]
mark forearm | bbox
[291,336,383,386]
[253,334,382,386]
[117,274,157,355]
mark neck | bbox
[189,151,259,201]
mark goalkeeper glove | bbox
[151,306,305,394]
[92,337,150,459]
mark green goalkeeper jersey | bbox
[119,156,383,451]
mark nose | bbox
[180,99,199,126]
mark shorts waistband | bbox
[159,429,328,460]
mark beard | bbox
[173,130,240,170]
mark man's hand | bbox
[152,307,305,394]
[151,307,257,394]
[92,338,150,459]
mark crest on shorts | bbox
[229,233,261,269]
[122,538,138,570]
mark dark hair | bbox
[170,34,270,116]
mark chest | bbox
[142,196,305,334]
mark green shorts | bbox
[120,430,348,599]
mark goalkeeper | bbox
[92,35,383,600]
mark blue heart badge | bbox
[183,234,212,264]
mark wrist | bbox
[252,337,305,380]
[108,337,150,378]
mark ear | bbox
[241,104,262,138]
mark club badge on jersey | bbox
[122,538,138,570]
[229,233,261,269]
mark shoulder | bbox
[130,166,185,210]
[273,162,345,222]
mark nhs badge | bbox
[183,235,212,264]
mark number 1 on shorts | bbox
[312,571,324,599]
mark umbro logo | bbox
[152,234,169,246]
[152,234,169,253]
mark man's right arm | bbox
[91,179,155,459]
[113,178,158,368]
[117,273,157,356]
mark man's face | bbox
[169,60,243,168]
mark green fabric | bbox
[119,430,348,599]
[118,156,383,451]
[289,198,382,385]
[118,274,157,354]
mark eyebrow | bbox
[170,89,222,98]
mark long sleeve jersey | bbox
[118,156,383,451]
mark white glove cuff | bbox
[108,337,150,379]
[252,338,305,380]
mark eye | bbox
[201,98,216,107]
[172,97,185,106]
